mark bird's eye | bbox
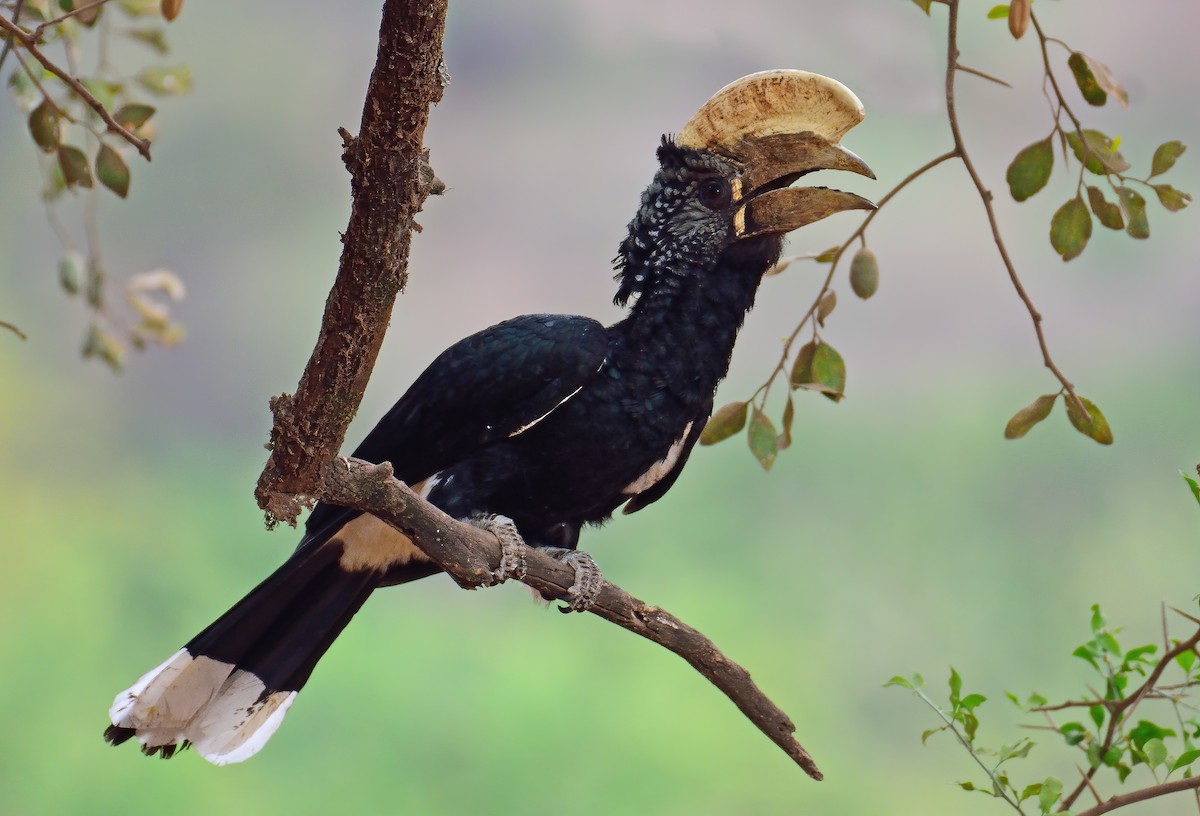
[698,177,732,209]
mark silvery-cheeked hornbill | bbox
[104,70,874,765]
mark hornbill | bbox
[103,70,874,765]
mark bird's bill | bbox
[728,132,876,239]
[676,69,875,239]
[735,185,876,239]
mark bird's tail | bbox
[104,540,378,765]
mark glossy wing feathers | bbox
[355,313,608,482]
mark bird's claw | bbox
[545,548,603,613]
[472,514,527,583]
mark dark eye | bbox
[698,177,732,209]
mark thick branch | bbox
[321,456,824,780]
[255,0,447,525]
[1074,776,1200,816]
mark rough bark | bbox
[255,0,448,526]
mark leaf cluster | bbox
[995,6,1190,261]
[4,0,189,366]
[890,598,1200,815]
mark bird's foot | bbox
[471,514,528,583]
[543,548,603,613]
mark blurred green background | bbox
[1,1,1198,813]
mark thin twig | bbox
[0,12,151,159]
[1077,765,1104,805]
[0,0,25,72]
[910,685,1026,814]
[944,0,1087,420]
[751,149,959,406]
[31,0,112,39]
[956,63,1013,88]
[0,320,27,340]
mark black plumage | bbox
[104,73,873,764]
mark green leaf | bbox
[1173,748,1200,772]
[888,672,921,691]
[1004,393,1057,439]
[791,340,847,402]
[987,5,1009,19]
[138,64,192,95]
[28,97,60,152]
[849,247,879,299]
[1131,720,1176,750]
[910,0,932,14]
[126,26,170,54]
[1146,738,1168,769]
[1007,138,1054,202]
[1001,740,1034,761]
[949,667,963,704]
[816,290,836,326]
[114,103,156,130]
[1050,196,1092,261]
[960,693,987,711]
[1115,186,1150,239]
[1038,776,1062,814]
[1073,53,1128,108]
[58,251,84,295]
[1068,52,1107,105]
[1065,395,1113,444]
[1090,604,1106,633]
[1066,129,1131,175]
[95,143,130,198]
[811,342,846,402]
[1097,632,1121,655]
[1019,782,1042,802]
[777,395,794,451]
[814,245,840,263]
[1123,644,1157,666]
[920,727,942,745]
[790,340,817,388]
[747,408,778,471]
[699,401,747,445]
[1061,722,1088,746]
[1090,704,1106,729]
[80,78,120,112]
[81,323,124,371]
[1150,141,1186,178]
[1153,184,1191,212]
[1086,185,1125,229]
[1182,470,1200,508]
[56,145,93,188]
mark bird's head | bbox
[615,70,875,306]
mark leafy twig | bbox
[0,12,151,159]
[944,0,1088,421]
[909,683,1027,813]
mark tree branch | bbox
[248,0,824,780]
[1074,775,1200,816]
[321,456,823,780]
[254,0,447,525]
[943,0,1087,419]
